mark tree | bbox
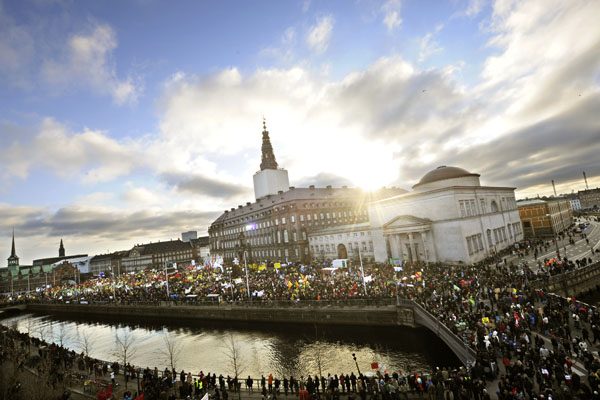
[113,330,137,390]
[221,333,247,400]
[160,331,183,372]
[159,331,183,396]
[79,329,96,378]
[56,324,70,348]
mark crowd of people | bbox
[2,218,600,399]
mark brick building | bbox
[517,197,572,238]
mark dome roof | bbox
[413,166,480,188]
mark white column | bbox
[408,233,415,262]
[420,231,429,262]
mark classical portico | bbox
[382,215,437,263]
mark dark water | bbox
[0,312,460,377]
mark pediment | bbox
[382,215,431,230]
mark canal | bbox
[1,312,460,378]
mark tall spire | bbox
[259,118,279,170]
[59,238,65,257]
[10,228,16,258]
[7,228,19,267]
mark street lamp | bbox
[352,353,361,375]
[164,260,173,298]
[238,231,251,301]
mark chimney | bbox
[278,190,284,195]
[289,186,295,190]
[309,185,315,189]
[246,202,251,206]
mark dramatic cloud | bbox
[161,172,252,199]
[0,118,143,184]
[41,24,140,105]
[0,202,220,263]
[306,15,334,54]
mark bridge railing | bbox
[397,298,476,367]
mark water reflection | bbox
[1,312,460,377]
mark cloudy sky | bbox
[1,0,599,264]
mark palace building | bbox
[208,120,405,264]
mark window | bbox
[491,200,499,213]
[477,234,484,251]
[277,230,281,244]
[459,201,466,217]
[326,213,330,219]
[282,217,286,224]
[467,237,473,255]
[302,231,307,240]
[487,229,493,248]
[369,241,374,251]
[320,213,324,220]
[362,242,367,251]
[470,200,477,215]
[285,249,289,257]
[275,218,279,226]
[314,213,318,220]
[284,230,289,243]
[300,214,304,222]
[304,247,309,255]
[291,215,295,223]
[295,248,299,257]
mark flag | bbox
[134,394,144,400]
[364,275,372,283]
[274,262,281,269]
[259,264,267,271]
[371,362,379,369]
[393,267,403,272]
[201,394,209,400]
[287,280,293,290]
[97,384,113,400]
[482,317,490,324]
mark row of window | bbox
[466,222,523,256]
[459,196,516,218]
[222,247,308,260]
[311,241,374,255]
[215,210,368,237]
[309,231,371,242]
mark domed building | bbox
[367,166,523,264]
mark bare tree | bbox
[79,330,96,377]
[160,331,183,372]
[56,324,70,348]
[113,330,137,390]
[221,333,247,400]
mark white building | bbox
[307,222,375,262]
[367,166,523,264]
[568,197,582,211]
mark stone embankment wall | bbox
[26,302,417,328]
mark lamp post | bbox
[546,213,560,257]
[164,260,172,298]
[358,246,367,297]
[352,353,361,375]
[238,231,251,301]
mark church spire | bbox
[59,239,65,257]
[7,228,19,267]
[10,228,16,258]
[259,118,279,170]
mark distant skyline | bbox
[1,0,599,264]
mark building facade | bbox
[208,121,405,264]
[121,239,197,272]
[517,197,572,238]
[579,188,600,210]
[307,222,375,263]
[368,166,523,264]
